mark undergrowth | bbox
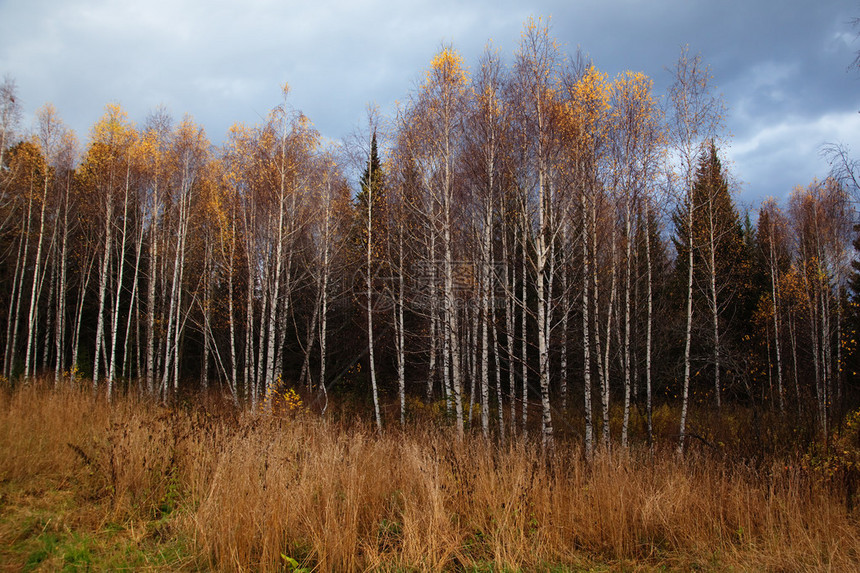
[1,381,859,571]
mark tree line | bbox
[0,19,857,452]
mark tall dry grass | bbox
[2,382,859,571]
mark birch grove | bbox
[0,21,856,452]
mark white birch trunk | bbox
[768,216,785,413]
[644,201,654,446]
[396,216,406,427]
[707,195,721,411]
[602,224,617,449]
[6,186,33,378]
[226,218,239,403]
[319,230,330,416]
[582,184,594,457]
[146,179,160,394]
[480,194,492,438]
[678,187,695,455]
[55,170,71,382]
[367,162,382,431]
[92,194,114,390]
[24,170,51,379]
[622,199,633,447]
[521,248,528,435]
[536,206,552,448]
[107,166,131,393]
[121,205,144,381]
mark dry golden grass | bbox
[2,382,859,571]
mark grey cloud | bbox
[1,0,858,201]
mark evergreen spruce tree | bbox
[357,133,385,220]
[673,141,752,406]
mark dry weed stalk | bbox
[1,382,859,571]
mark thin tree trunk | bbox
[481,196,492,438]
[146,183,160,394]
[319,229,329,416]
[244,235,256,405]
[121,209,144,381]
[592,196,607,447]
[707,195,721,411]
[678,186,695,455]
[560,255,569,412]
[161,213,181,398]
[504,221,516,437]
[367,165,382,431]
[396,218,406,427]
[71,250,95,380]
[768,216,785,413]
[444,132,464,438]
[201,240,212,389]
[824,293,831,422]
[263,193,286,400]
[299,286,320,389]
[172,192,189,395]
[536,161,553,449]
[469,293,479,428]
[622,199,633,448]
[92,194,114,391]
[107,167,131,395]
[789,307,801,416]
[427,232,439,401]
[602,223,618,449]
[490,252,505,443]
[4,217,24,378]
[443,296,452,410]
[227,221,239,403]
[162,167,191,400]
[521,245,528,435]
[801,257,822,432]
[644,200,654,447]
[7,184,33,378]
[54,171,71,382]
[41,234,57,372]
[134,280,142,384]
[582,184,594,458]
[254,263,267,401]
[24,170,51,379]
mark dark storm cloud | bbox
[536,0,860,202]
[1,0,857,202]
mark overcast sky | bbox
[1,0,858,206]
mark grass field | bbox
[1,382,859,571]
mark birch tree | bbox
[667,48,724,455]
[78,104,137,396]
[464,44,510,438]
[261,88,312,401]
[512,17,565,449]
[789,179,853,435]
[412,46,470,437]
[758,199,790,413]
[161,117,208,399]
[3,140,45,379]
[560,63,610,455]
[607,72,662,446]
[52,128,78,383]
